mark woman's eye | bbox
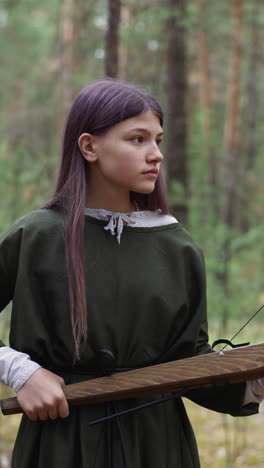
[156,139,162,146]
[132,136,144,144]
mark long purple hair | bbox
[44,80,169,357]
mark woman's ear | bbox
[78,133,98,162]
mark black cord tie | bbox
[212,339,250,350]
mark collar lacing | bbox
[104,212,136,244]
[85,205,139,244]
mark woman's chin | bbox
[133,183,156,195]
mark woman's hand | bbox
[17,368,69,421]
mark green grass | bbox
[186,399,264,467]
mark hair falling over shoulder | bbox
[43,79,169,359]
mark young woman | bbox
[0,80,263,468]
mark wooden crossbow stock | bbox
[1,343,264,416]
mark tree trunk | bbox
[218,0,243,332]
[166,0,188,224]
[105,0,121,78]
[195,0,211,135]
[58,0,81,132]
[195,0,218,218]
[221,0,243,227]
[239,0,261,231]
[8,81,23,221]
[119,5,131,81]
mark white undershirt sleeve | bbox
[0,346,41,393]
[243,379,264,406]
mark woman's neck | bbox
[85,172,136,212]
[86,194,135,213]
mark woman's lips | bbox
[143,169,159,177]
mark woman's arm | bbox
[0,346,41,392]
[0,346,69,420]
[0,220,69,421]
[186,244,260,416]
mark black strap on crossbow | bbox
[212,338,250,350]
[212,304,264,351]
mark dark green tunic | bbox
[0,210,258,468]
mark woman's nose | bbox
[147,144,164,163]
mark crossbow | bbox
[1,305,263,420]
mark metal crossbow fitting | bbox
[212,304,264,356]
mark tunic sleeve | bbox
[0,223,22,346]
[186,244,259,417]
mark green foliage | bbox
[0,0,264,463]
[0,141,55,231]
[0,0,262,335]
[168,180,186,206]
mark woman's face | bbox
[81,111,164,200]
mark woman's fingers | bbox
[17,368,69,421]
[23,397,68,421]
[38,409,50,421]
[57,396,69,419]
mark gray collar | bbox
[84,208,177,244]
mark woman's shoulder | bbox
[0,208,64,241]
[152,220,205,266]
[148,216,202,250]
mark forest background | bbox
[0,0,263,466]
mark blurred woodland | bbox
[0,0,264,466]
